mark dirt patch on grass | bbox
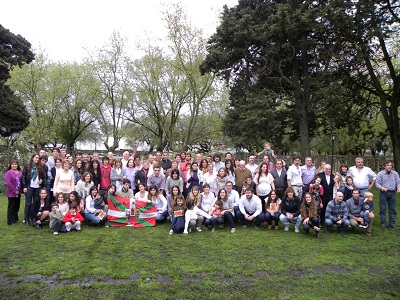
[0,266,393,289]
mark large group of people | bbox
[4,141,400,237]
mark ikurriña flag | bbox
[106,195,157,227]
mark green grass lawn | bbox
[0,191,399,300]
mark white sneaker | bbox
[295,228,300,233]
[169,229,173,235]
[219,224,224,229]
[196,227,202,232]
[284,226,289,231]
[231,228,236,233]
[53,231,59,235]
[211,228,215,232]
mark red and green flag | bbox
[106,195,157,227]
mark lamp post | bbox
[331,132,337,170]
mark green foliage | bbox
[0,24,34,81]
[0,24,34,138]
[0,84,30,137]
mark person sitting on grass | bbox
[49,202,64,235]
[63,203,84,232]
[279,187,302,233]
[325,191,350,233]
[30,188,50,230]
[116,180,134,199]
[236,187,264,229]
[360,192,375,236]
[300,192,321,238]
[69,191,85,218]
[183,198,212,234]
[84,186,102,226]
[169,195,186,234]
[208,198,224,232]
[148,185,168,223]
[346,188,365,232]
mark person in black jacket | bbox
[316,164,335,223]
[279,187,302,232]
[30,188,50,230]
[134,160,150,193]
[22,154,46,225]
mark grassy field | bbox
[0,191,399,300]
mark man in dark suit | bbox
[317,163,335,223]
[270,159,287,200]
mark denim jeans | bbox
[279,214,302,230]
[85,212,101,226]
[156,211,168,223]
[379,191,396,227]
[325,218,350,231]
[236,209,265,227]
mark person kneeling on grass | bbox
[300,192,321,238]
[183,199,212,234]
[325,191,350,233]
[279,187,302,233]
[236,187,265,229]
[63,203,84,232]
[49,202,65,235]
[169,195,186,234]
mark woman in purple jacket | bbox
[4,160,23,225]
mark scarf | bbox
[31,163,38,182]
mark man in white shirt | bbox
[348,157,377,197]
[236,187,265,229]
[287,156,303,199]
[245,155,258,178]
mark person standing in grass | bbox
[325,191,350,233]
[22,154,46,225]
[53,159,74,200]
[4,160,23,225]
[300,192,321,238]
[375,160,400,229]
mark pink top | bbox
[54,170,74,194]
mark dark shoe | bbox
[35,224,42,230]
[365,231,371,237]
[380,224,386,229]
[316,231,320,239]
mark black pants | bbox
[223,211,235,228]
[7,196,21,225]
[302,217,320,232]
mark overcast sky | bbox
[2,0,238,62]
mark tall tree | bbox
[328,0,400,168]
[201,0,344,158]
[0,24,34,137]
[86,31,132,151]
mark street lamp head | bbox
[331,132,337,141]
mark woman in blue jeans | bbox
[84,186,102,226]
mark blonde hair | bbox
[364,192,373,199]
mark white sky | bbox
[2,0,238,62]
